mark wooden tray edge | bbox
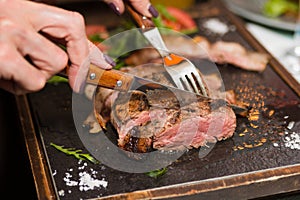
[15,94,57,200]
[95,164,300,200]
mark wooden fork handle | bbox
[124,2,154,30]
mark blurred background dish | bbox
[222,0,300,83]
[222,0,296,31]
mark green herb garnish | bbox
[156,4,176,22]
[114,60,126,70]
[88,34,106,43]
[145,167,167,178]
[50,143,99,164]
[47,75,68,84]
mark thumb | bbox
[88,40,114,69]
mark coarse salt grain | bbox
[64,172,78,186]
[287,121,295,130]
[202,18,229,35]
[58,190,65,196]
[273,143,279,147]
[284,132,300,150]
[78,172,108,191]
[59,162,108,197]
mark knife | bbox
[124,3,169,57]
[85,64,248,116]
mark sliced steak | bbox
[91,64,237,153]
[125,35,269,72]
[111,89,236,152]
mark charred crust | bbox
[112,91,150,124]
[121,133,153,153]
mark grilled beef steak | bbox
[125,35,269,72]
[90,64,237,153]
[111,90,236,152]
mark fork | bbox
[125,4,209,97]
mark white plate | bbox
[222,0,296,31]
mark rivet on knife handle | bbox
[86,64,133,91]
[125,2,154,30]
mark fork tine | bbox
[180,75,195,93]
[161,52,209,97]
[192,72,208,97]
[185,74,200,95]
[171,75,186,91]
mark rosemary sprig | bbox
[50,143,99,164]
[145,167,167,178]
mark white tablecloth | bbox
[246,22,300,83]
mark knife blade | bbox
[85,64,248,115]
[124,3,169,57]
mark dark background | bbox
[0,89,37,199]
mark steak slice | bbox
[125,35,269,72]
[111,89,236,152]
[91,64,237,152]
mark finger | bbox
[88,40,113,69]
[104,0,158,18]
[0,46,48,94]
[16,29,68,79]
[103,0,124,15]
[68,40,115,93]
[1,15,68,80]
[28,3,89,72]
[67,56,90,93]
[27,3,90,92]
[128,0,158,18]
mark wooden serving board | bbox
[16,0,300,199]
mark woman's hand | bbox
[0,0,112,95]
[103,0,159,17]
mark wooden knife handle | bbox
[125,2,154,30]
[86,64,133,91]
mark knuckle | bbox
[69,11,85,28]
[0,17,29,41]
[55,51,68,70]
[14,73,47,94]
[0,43,11,60]
[65,11,86,37]
[0,18,15,32]
[31,76,47,92]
